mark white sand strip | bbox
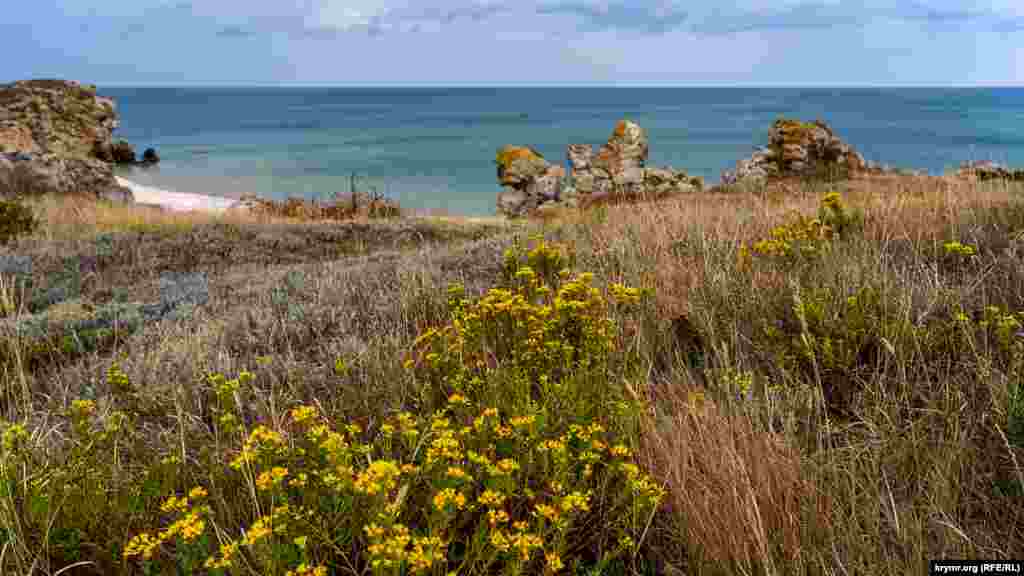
[116,176,240,213]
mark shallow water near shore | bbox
[105,86,1024,216]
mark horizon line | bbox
[87,82,1023,89]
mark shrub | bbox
[740,191,863,264]
[121,238,663,575]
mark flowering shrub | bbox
[122,238,663,575]
[740,192,863,263]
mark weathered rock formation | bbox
[496,120,702,217]
[570,120,649,197]
[952,160,1024,182]
[722,118,866,186]
[495,146,564,217]
[0,79,135,202]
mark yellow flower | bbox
[290,405,318,425]
[188,486,208,500]
[433,488,467,512]
[242,516,273,547]
[256,466,289,491]
[160,495,189,515]
[204,540,239,570]
[426,431,462,465]
[478,489,506,508]
[70,399,96,418]
[490,530,511,553]
[286,563,328,576]
[509,415,536,429]
[365,523,387,539]
[487,508,509,527]
[491,458,520,476]
[610,444,631,458]
[162,510,206,543]
[534,503,560,522]
[408,535,446,574]
[546,551,564,573]
[560,491,591,513]
[124,532,163,560]
[446,466,471,482]
[354,460,402,496]
[447,393,469,406]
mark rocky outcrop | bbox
[568,120,648,197]
[110,140,137,164]
[952,160,1024,182]
[496,120,702,217]
[0,151,133,203]
[722,118,866,186]
[495,146,564,217]
[0,79,133,202]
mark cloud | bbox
[688,0,1024,35]
[2,0,1021,85]
[537,1,689,34]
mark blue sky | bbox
[2,0,1021,85]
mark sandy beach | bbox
[116,176,240,213]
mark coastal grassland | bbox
[0,174,1023,575]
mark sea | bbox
[104,87,1024,217]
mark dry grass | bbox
[2,173,1024,575]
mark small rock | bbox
[141,147,160,165]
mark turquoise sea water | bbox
[104,87,1024,216]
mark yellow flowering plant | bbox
[123,238,664,576]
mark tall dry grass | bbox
[1,173,1023,574]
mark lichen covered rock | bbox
[723,118,866,185]
[494,146,563,218]
[497,119,700,217]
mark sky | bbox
[1,0,1021,86]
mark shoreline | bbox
[116,176,241,213]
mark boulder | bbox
[496,146,549,187]
[110,139,136,164]
[494,146,562,218]
[642,167,703,197]
[0,79,133,202]
[722,118,866,185]
[141,147,160,165]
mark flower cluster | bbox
[744,192,862,263]
[124,239,662,575]
[124,486,210,561]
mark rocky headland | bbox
[0,79,158,203]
